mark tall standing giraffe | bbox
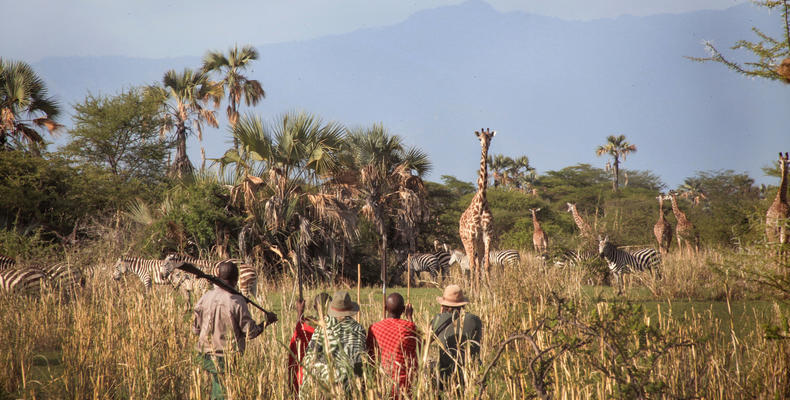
[566,203,594,241]
[667,192,699,253]
[459,128,495,293]
[530,208,549,256]
[766,152,790,255]
[653,193,673,254]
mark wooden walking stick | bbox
[297,251,303,301]
[407,254,411,303]
[357,263,361,303]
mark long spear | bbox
[169,261,277,320]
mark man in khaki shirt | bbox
[193,261,276,399]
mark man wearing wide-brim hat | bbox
[431,284,482,391]
[300,291,366,399]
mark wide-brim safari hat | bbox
[328,290,360,318]
[436,284,469,307]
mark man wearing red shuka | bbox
[287,292,330,397]
[367,292,421,399]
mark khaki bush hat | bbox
[436,284,469,307]
[328,290,360,318]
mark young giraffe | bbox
[530,208,549,256]
[667,192,699,253]
[566,203,594,241]
[459,128,495,293]
[766,152,790,254]
[653,193,673,254]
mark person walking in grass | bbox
[431,284,482,391]
[367,292,421,399]
[288,292,330,397]
[192,261,278,400]
[300,290,367,399]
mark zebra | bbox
[164,254,258,297]
[489,249,520,268]
[405,253,440,284]
[433,250,451,279]
[598,236,661,294]
[0,268,48,295]
[40,263,85,292]
[112,257,172,289]
[0,255,15,270]
[449,250,471,276]
[553,249,598,268]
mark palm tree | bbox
[487,154,512,188]
[345,124,431,286]
[595,134,637,192]
[216,112,355,280]
[201,45,265,145]
[509,155,535,189]
[0,59,61,153]
[147,68,223,178]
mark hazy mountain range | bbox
[33,0,789,187]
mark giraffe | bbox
[530,208,549,256]
[766,152,790,255]
[667,192,699,254]
[566,203,594,240]
[653,193,672,254]
[459,128,495,293]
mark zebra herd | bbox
[0,253,258,298]
[407,237,661,294]
[0,255,85,295]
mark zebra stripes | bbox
[433,250,451,278]
[553,249,598,268]
[40,263,84,292]
[0,255,15,270]
[598,236,661,294]
[449,250,471,273]
[0,268,48,295]
[164,254,258,297]
[406,253,441,282]
[489,250,520,268]
[113,257,171,289]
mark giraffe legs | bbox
[460,235,478,295]
[482,232,492,285]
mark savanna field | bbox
[4,4,790,397]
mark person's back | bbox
[368,293,420,398]
[193,287,262,355]
[431,285,482,390]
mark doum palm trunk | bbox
[170,125,193,178]
[381,233,387,317]
[613,157,620,192]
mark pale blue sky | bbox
[1,0,748,62]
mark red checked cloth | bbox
[367,318,420,397]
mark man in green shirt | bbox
[300,290,367,399]
[431,284,482,391]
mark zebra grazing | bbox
[164,254,258,297]
[0,268,48,295]
[433,250,451,279]
[598,236,661,294]
[113,257,172,289]
[449,250,471,275]
[41,263,84,292]
[553,249,598,268]
[405,253,441,284]
[489,249,520,268]
[0,255,16,270]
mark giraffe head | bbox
[475,128,496,150]
[566,202,576,213]
[598,235,611,255]
[778,152,790,172]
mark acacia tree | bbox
[0,58,61,154]
[201,45,265,146]
[689,0,790,82]
[147,68,222,178]
[62,88,171,183]
[596,134,637,192]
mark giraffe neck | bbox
[777,161,788,205]
[571,207,590,233]
[477,140,490,198]
[658,197,665,221]
[531,211,540,230]
[670,195,687,222]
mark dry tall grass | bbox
[2,246,789,399]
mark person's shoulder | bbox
[465,312,482,325]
